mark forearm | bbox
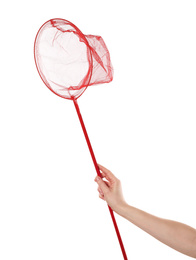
[118,203,196,258]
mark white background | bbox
[0,0,196,259]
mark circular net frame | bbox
[34,18,113,100]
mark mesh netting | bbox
[34,18,113,100]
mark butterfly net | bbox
[34,18,128,259]
[34,18,113,100]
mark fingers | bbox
[97,187,105,200]
[94,176,109,194]
[97,181,109,193]
[95,164,118,203]
[98,164,117,182]
[98,187,104,196]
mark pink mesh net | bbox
[34,18,113,100]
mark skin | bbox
[94,164,196,258]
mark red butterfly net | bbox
[34,18,127,260]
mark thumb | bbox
[95,176,109,194]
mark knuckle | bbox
[116,178,120,184]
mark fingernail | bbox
[96,176,100,182]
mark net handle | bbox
[73,98,128,260]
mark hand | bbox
[94,164,127,214]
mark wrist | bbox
[115,201,129,217]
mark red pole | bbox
[73,98,128,260]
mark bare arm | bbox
[95,165,196,258]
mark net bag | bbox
[34,18,113,100]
